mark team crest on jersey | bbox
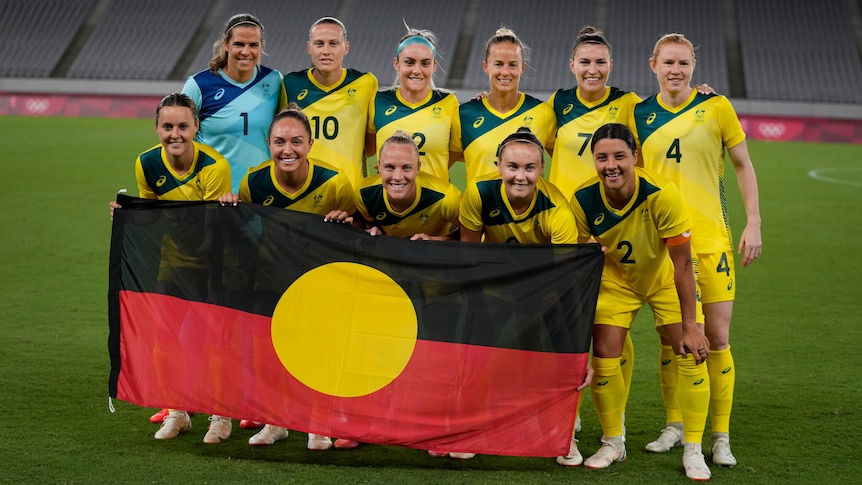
[641,207,650,221]
[646,113,656,124]
[419,213,429,225]
[608,106,619,119]
[156,175,167,187]
[347,88,357,102]
[214,88,225,100]
[385,105,398,116]
[523,115,534,127]
[297,89,308,101]
[313,194,323,208]
[261,82,270,92]
[594,213,605,225]
[376,212,387,221]
[696,108,706,122]
[432,107,442,119]
[562,104,573,115]
[473,116,485,128]
[263,195,275,206]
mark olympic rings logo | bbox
[25,98,50,113]
[757,122,786,138]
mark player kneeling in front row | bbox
[570,123,712,481]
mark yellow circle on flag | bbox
[271,262,418,397]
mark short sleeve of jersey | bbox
[458,180,484,233]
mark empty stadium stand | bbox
[0,0,860,107]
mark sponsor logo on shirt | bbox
[214,88,225,101]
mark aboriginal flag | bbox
[108,194,602,457]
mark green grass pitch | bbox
[1,115,860,483]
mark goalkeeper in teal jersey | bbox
[182,13,286,193]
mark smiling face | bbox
[308,23,348,77]
[222,25,262,83]
[155,106,198,164]
[570,43,612,100]
[268,116,312,179]
[650,41,696,97]
[483,41,525,95]
[592,136,637,199]
[498,141,543,205]
[378,142,420,211]
[394,43,436,100]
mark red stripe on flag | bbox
[117,291,584,457]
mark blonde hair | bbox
[651,33,696,62]
[393,23,441,90]
[379,130,420,161]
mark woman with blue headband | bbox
[365,25,459,182]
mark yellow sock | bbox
[707,346,735,434]
[573,387,585,436]
[677,354,710,443]
[658,344,682,423]
[590,356,626,437]
[621,332,635,407]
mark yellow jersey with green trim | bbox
[135,141,231,201]
[632,91,746,254]
[239,158,357,216]
[134,141,231,271]
[453,93,556,184]
[369,88,458,181]
[571,167,691,295]
[356,173,461,238]
[283,68,378,189]
[460,175,576,244]
[548,86,641,199]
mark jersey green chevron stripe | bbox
[359,185,445,226]
[555,87,628,127]
[374,90,448,130]
[574,177,661,236]
[634,92,715,144]
[476,179,557,227]
[460,96,545,150]
[284,68,367,108]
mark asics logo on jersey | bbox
[694,378,705,385]
[562,104,574,115]
[376,212,387,221]
[489,209,501,217]
[727,280,733,291]
[214,88,225,100]
[263,195,275,206]
[646,113,656,124]
[594,213,605,225]
[156,176,167,187]
[297,89,308,101]
[472,117,485,128]
[385,106,398,116]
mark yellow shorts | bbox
[694,251,736,304]
[594,277,704,328]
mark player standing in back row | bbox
[632,32,762,468]
[283,17,377,190]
